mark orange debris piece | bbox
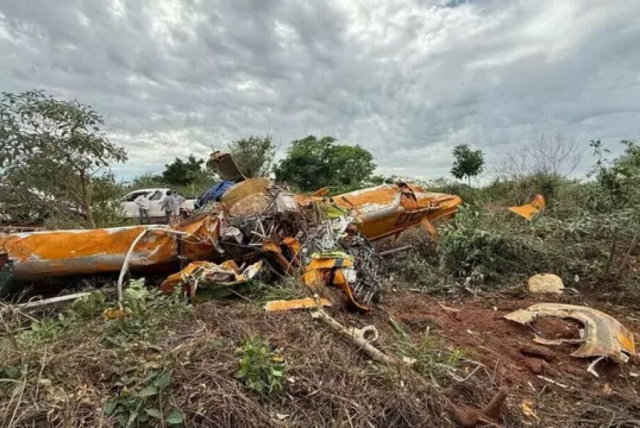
[264,297,332,312]
[509,194,546,220]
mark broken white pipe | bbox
[116,227,189,302]
[18,291,95,309]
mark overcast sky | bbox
[2,0,640,181]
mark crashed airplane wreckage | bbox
[0,152,461,310]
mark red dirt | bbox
[379,291,640,389]
[532,317,582,340]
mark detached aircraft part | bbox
[509,194,546,220]
[0,215,220,284]
[161,260,263,302]
[333,182,462,241]
[504,303,636,363]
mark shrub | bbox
[235,336,286,394]
[104,370,184,427]
[438,204,545,285]
[103,279,191,347]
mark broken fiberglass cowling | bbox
[504,303,636,363]
[509,194,546,220]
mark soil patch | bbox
[380,291,640,389]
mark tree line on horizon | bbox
[1,90,633,230]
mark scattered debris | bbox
[527,273,564,294]
[161,260,263,301]
[509,194,546,220]
[586,355,606,378]
[378,244,412,257]
[438,302,461,313]
[536,375,570,389]
[0,151,463,311]
[504,303,636,363]
[520,399,539,421]
[264,297,332,312]
[103,306,127,320]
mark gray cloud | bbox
[1,0,640,180]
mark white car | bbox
[121,188,196,221]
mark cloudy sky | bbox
[2,0,640,181]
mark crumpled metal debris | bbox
[504,303,636,363]
[161,260,263,302]
[1,152,462,310]
[509,194,546,220]
[333,182,462,241]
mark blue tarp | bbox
[197,181,234,208]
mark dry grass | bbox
[2,283,639,427]
[0,296,472,427]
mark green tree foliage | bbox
[589,139,640,273]
[228,135,275,178]
[451,144,484,186]
[0,90,127,228]
[274,135,375,192]
[161,155,205,186]
[591,139,640,210]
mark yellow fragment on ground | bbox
[264,297,332,312]
[504,303,636,363]
[509,194,546,220]
[103,307,127,320]
[521,399,539,421]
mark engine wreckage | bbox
[0,151,461,311]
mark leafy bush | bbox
[17,280,191,350]
[438,204,544,285]
[18,291,108,345]
[235,336,286,394]
[104,370,184,427]
[103,279,191,347]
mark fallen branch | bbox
[310,306,406,367]
[537,375,569,389]
[449,362,483,383]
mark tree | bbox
[496,133,583,180]
[451,144,484,186]
[590,139,640,274]
[274,135,375,192]
[0,90,127,228]
[162,155,205,186]
[228,135,275,178]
